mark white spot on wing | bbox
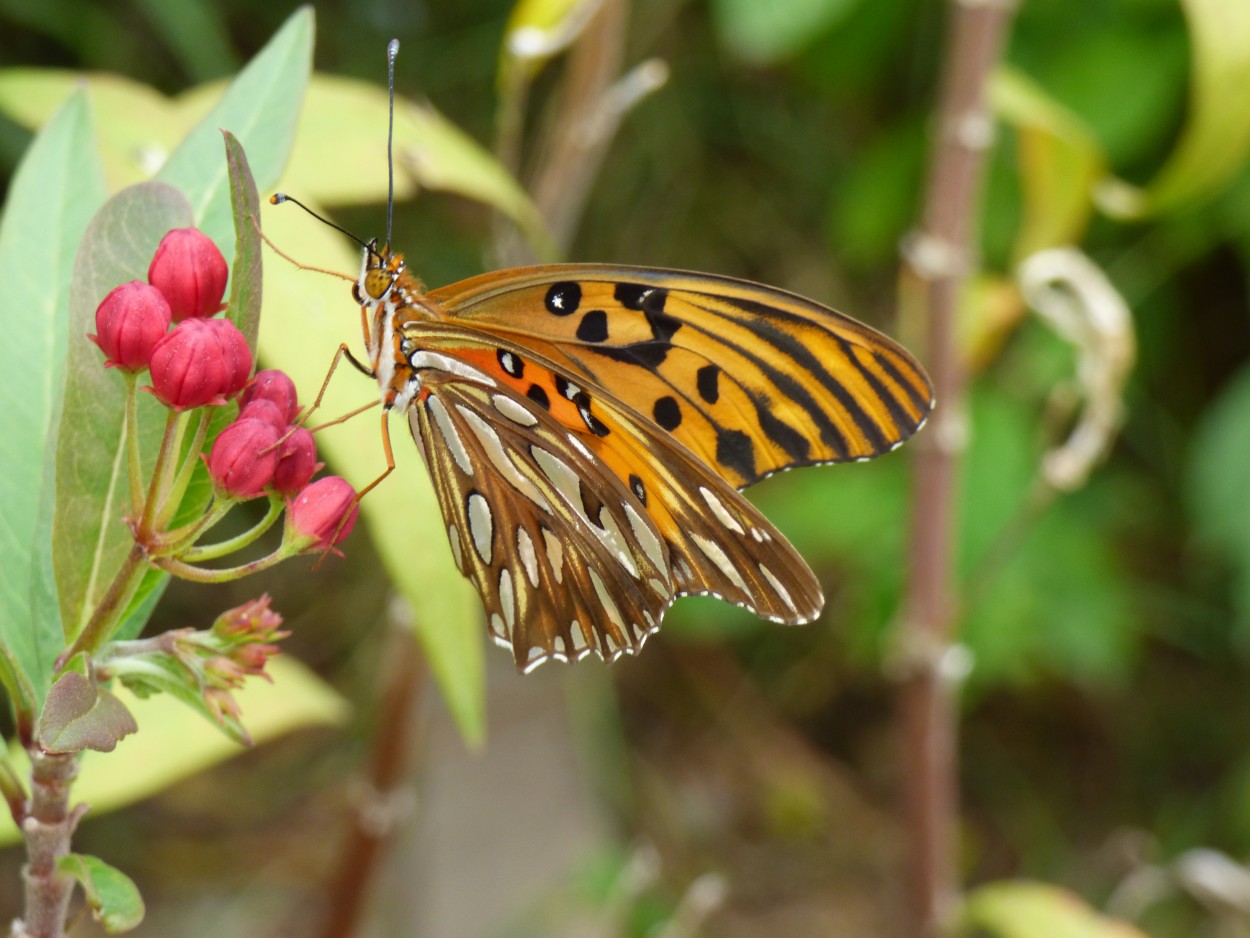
[516,528,540,587]
[757,563,797,615]
[467,492,493,564]
[499,568,516,632]
[596,507,639,578]
[542,528,565,584]
[492,393,538,427]
[457,405,551,511]
[699,485,745,535]
[532,446,582,509]
[691,533,750,596]
[426,395,472,476]
[589,568,626,631]
[410,350,496,386]
[625,503,665,573]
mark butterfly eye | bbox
[351,281,365,305]
[363,269,393,301]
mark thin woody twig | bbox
[897,1,1017,935]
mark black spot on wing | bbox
[581,406,611,437]
[696,364,720,404]
[576,309,609,343]
[526,383,550,409]
[496,348,524,379]
[614,282,648,309]
[545,282,581,316]
[653,396,682,431]
[755,401,815,462]
[716,428,756,482]
[629,473,647,505]
[593,341,672,369]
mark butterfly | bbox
[336,246,933,672]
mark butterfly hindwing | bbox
[403,332,823,670]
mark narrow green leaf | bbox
[54,183,194,644]
[0,641,37,737]
[1098,0,1250,218]
[991,67,1106,260]
[957,880,1146,938]
[37,671,137,754]
[0,90,107,702]
[156,6,313,257]
[257,202,486,744]
[223,130,263,348]
[56,854,144,933]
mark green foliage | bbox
[56,853,145,933]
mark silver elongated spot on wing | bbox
[589,568,626,633]
[499,567,516,632]
[691,532,750,596]
[516,527,540,587]
[699,485,744,535]
[596,506,638,578]
[410,350,496,385]
[454,404,551,511]
[492,393,539,427]
[467,492,494,564]
[427,395,472,476]
[757,562,797,615]
[625,502,666,573]
[542,527,565,585]
[448,523,464,572]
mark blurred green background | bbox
[3,0,1250,935]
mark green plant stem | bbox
[123,374,143,515]
[63,543,148,663]
[155,408,213,530]
[156,546,297,584]
[137,409,183,536]
[178,497,283,562]
[18,749,82,938]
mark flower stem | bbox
[138,409,182,536]
[63,543,148,662]
[179,497,283,563]
[156,547,296,584]
[123,374,143,515]
[156,408,214,530]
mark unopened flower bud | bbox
[148,227,229,321]
[240,369,300,424]
[211,595,285,640]
[206,417,280,498]
[89,281,172,371]
[286,476,359,551]
[272,427,321,495]
[238,398,287,432]
[148,318,253,410]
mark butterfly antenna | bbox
[269,193,372,253]
[386,38,399,252]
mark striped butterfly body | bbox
[353,248,934,672]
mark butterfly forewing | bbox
[425,264,934,488]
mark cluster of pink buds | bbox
[79,227,363,735]
[88,227,359,559]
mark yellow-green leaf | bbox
[1097,0,1250,218]
[958,881,1148,938]
[991,67,1106,260]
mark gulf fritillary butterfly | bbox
[276,42,933,673]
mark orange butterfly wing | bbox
[425,265,933,488]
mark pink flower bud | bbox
[240,369,300,424]
[89,281,172,371]
[148,227,229,321]
[271,427,321,495]
[238,398,287,432]
[148,318,253,410]
[212,595,286,640]
[286,476,359,551]
[206,417,280,498]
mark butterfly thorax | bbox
[354,246,438,412]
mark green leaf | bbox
[37,671,137,754]
[710,0,861,65]
[256,202,486,745]
[56,853,144,933]
[223,130,263,349]
[0,89,107,702]
[156,6,313,256]
[0,656,348,845]
[1187,361,1250,641]
[53,183,193,644]
[498,0,603,84]
[1097,0,1250,218]
[957,880,1147,938]
[991,67,1106,260]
